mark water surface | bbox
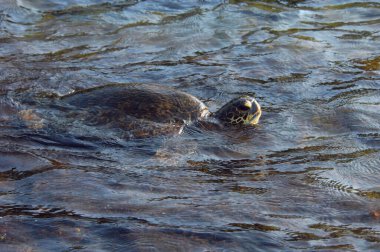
[1,0,380,251]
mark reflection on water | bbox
[1,0,380,250]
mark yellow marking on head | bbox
[243,100,252,109]
[242,99,262,126]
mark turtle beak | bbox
[245,98,262,125]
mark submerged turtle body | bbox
[28,83,261,138]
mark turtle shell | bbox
[59,84,209,138]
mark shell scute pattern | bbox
[58,84,210,137]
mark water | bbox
[1,0,380,251]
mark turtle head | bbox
[214,96,261,126]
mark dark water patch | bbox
[287,231,325,241]
[0,165,61,181]
[230,1,288,13]
[355,55,380,71]
[359,191,380,199]
[309,2,380,11]
[229,222,281,232]
[19,133,99,149]
[309,223,380,243]
[302,18,380,29]
[338,30,375,40]
[0,204,80,219]
[17,0,139,13]
[229,185,269,194]
[327,88,379,103]
[311,244,355,251]
[267,147,377,166]
[318,76,379,89]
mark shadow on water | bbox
[1,0,380,251]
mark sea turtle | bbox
[18,83,262,139]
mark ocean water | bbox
[0,0,379,251]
